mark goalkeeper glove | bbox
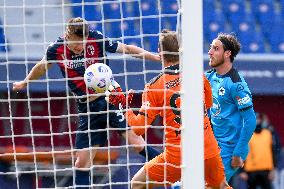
[107,80,134,109]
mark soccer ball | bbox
[84,63,113,93]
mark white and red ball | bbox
[84,63,113,93]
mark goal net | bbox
[0,0,203,188]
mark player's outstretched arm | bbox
[13,58,52,91]
[116,43,161,62]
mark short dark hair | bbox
[159,29,179,62]
[66,17,89,38]
[217,33,241,62]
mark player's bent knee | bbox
[75,148,97,168]
[75,158,90,169]
[133,144,144,153]
[126,132,145,152]
[75,159,84,168]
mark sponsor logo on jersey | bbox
[218,87,225,96]
[63,57,95,69]
[65,58,85,69]
[211,97,221,117]
[236,94,251,106]
[165,78,181,89]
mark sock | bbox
[139,146,160,161]
[75,170,90,189]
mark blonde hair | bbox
[66,17,89,38]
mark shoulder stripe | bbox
[226,68,242,83]
[239,105,253,112]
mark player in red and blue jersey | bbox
[13,17,160,189]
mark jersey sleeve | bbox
[233,107,256,157]
[231,82,253,111]
[45,42,59,64]
[126,84,161,135]
[140,84,162,119]
[95,30,118,53]
[231,81,257,157]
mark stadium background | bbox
[0,0,284,188]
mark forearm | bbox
[24,59,50,83]
[130,45,158,61]
[118,43,160,62]
[233,108,256,157]
[126,109,152,136]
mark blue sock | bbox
[75,170,90,189]
[139,146,160,161]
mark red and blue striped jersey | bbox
[45,30,118,96]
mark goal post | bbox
[0,0,204,188]
[180,0,204,188]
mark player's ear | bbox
[224,50,231,59]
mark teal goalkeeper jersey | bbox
[205,68,256,159]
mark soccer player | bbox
[12,17,160,189]
[203,75,227,189]
[124,29,225,189]
[206,33,257,183]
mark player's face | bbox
[66,34,85,54]
[208,39,225,68]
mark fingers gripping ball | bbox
[84,63,113,93]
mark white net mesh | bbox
[0,0,180,188]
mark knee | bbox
[127,132,145,153]
[75,157,90,169]
[133,145,144,153]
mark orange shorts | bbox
[205,153,225,187]
[144,153,181,185]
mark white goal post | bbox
[1,0,203,188]
[180,0,204,188]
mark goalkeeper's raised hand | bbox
[107,80,134,110]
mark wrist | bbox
[22,80,28,86]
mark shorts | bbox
[144,153,181,185]
[75,96,127,149]
[205,154,225,187]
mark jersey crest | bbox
[218,87,226,96]
[86,44,95,56]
